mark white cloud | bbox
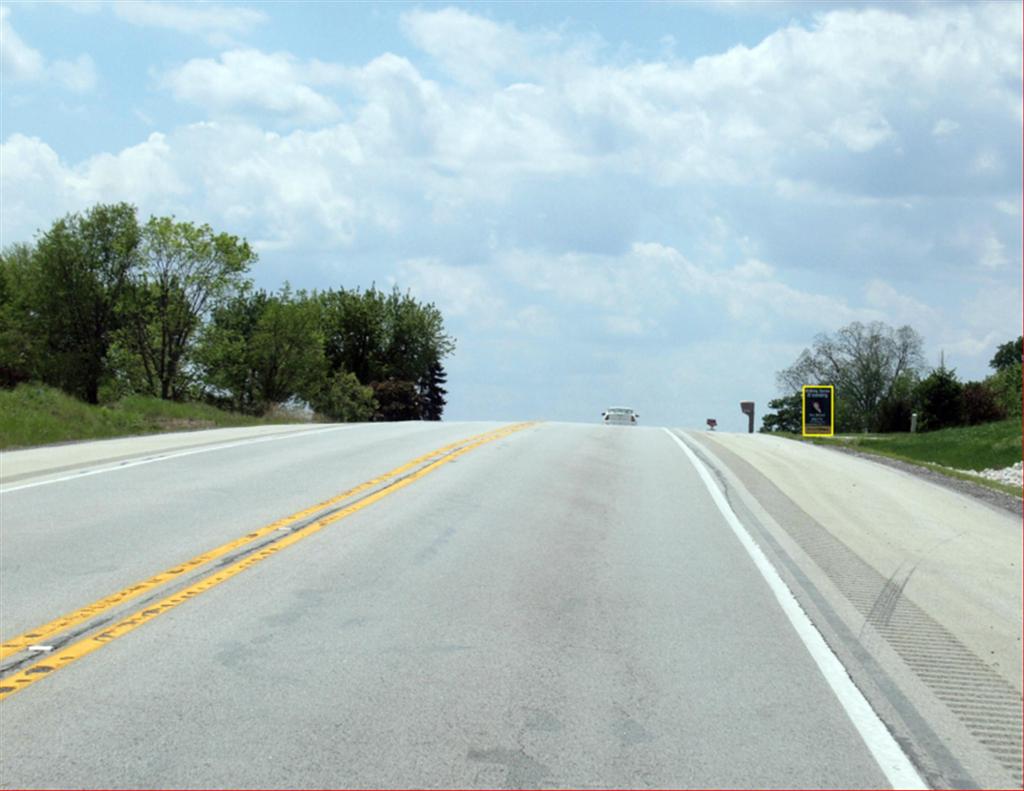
[50,54,98,93]
[864,279,939,329]
[829,109,894,152]
[1,7,95,91]
[112,1,265,45]
[397,257,510,329]
[401,8,521,87]
[0,7,44,79]
[932,118,959,137]
[162,50,341,123]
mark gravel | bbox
[954,460,1024,488]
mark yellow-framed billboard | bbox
[802,385,834,437]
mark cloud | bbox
[112,1,266,45]
[0,7,44,79]
[50,54,98,93]
[3,3,1020,414]
[162,50,342,123]
[1,7,95,92]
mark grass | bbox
[780,418,1022,497]
[0,383,306,450]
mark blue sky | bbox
[2,1,1021,429]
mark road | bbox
[0,422,1019,789]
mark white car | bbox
[602,406,638,426]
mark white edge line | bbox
[0,425,357,494]
[664,428,928,791]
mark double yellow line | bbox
[0,422,533,701]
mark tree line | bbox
[0,203,454,422]
[762,321,1022,434]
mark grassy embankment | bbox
[0,383,306,450]
[786,418,1023,497]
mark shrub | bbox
[371,378,420,421]
[760,395,802,433]
[986,362,1022,418]
[914,367,964,431]
[962,381,1007,425]
[311,370,376,422]
[876,395,914,433]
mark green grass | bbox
[0,383,304,450]
[780,418,1022,497]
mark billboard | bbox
[802,385,834,436]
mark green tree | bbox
[372,378,421,421]
[760,394,802,433]
[309,370,376,422]
[777,321,926,432]
[0,244,41,388]
[986,361,1022,418]
[32,203,141,403]
[320,287,387,386]
[961,381,1006,425]
[380,288,455,383]
[914,366,964,430]
[198,287,324,415]
[875,371,920,433]
[989,336,1023,372]
[123,217,255,400]
[418,360,448,421]
[195,289,269,413]
[249,288,324,409]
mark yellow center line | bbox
[0,423,530,661]
[0,421,534,700]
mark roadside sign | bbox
[802,385,834,436]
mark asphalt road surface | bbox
[0,422,1020,789]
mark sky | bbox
[1,1,1021,430]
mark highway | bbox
[0,422,1020,789]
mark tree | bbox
[195,289,269,414]
[0,244,41,388]
[309,370,376,422]
[372,379,421,421]
[31,203,141,403]
[760,395,801,433]
[418,360,448,421]
[319,285,456,417]
[380,288,455,383]
[989,336,1023,372]
[875,371,919,433]
[198,287,324,415]
[249,289,324,409]
[914,366,964,431]
[961,381,1006,425]
[123,217,254,400]
[986,361,1022,418]
[320,287,387,386]
[777,321,926,432]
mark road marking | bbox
[0,424,527,662]
[0,425,362,493]
[664,428,928,791]
[0,422,533,699]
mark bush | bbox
[760,395,801,433]
[372,378,420,421]
[311,370,376,422]
[876,395,914,433]
[987,361,1022,418]
[962,381,1007,425]
[915,367,964,431]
